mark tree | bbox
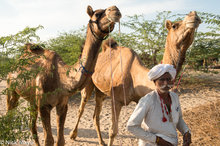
[112,11,219,71]
[187,12,220,71]
[46,29,85,65]
[0,25,43,144]
[0,25,44,80]
[112,11,172,68]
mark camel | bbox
[69,11,201,146]
[6,5,121,146]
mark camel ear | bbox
[165,20,172,30]
[25,43,32,50]
[87,5,94,18]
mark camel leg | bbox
[39,104,54,146]
[6,90,20,111]
[56,104,68,146]
[29,101,40,146]
[70,79,94,140]
[93,88,106,146]
[108,100,122,146]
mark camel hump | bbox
[25,43,44,54]
[25,43,44,50]
[102,38,118,52]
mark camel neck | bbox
[163,39,178,65]
[75,26,103,89]
[162,39,185,75]
[59,25,104,92]
[131,59,155,98]
[79,25,103,73]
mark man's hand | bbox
[183,131,191,146]
[156,136,173,146]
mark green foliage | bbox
[113,11,219,72]
[187,12,220,71]
[0,25,44,80]
[0,101,32,145]
[0,26,43,143]
[113,11,172,68]
[46,30,85,65]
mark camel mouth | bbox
[107,16,121,22]
[186,21,200,28]
[184,11,201,29]
[106,6,122,22]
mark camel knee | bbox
[7,97,19,111]
[109,128,118,139]
[44,129,54,146]
[30,115,39,145]
[56,136,65,146]
[93,113,99,123]
[109,132,117,139]
[56,105,67,146]
[108,132,117,146]
[6,91,20,111]
[45,136,54,146]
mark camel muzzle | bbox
[106,6,122,22]
[184,11,201,29]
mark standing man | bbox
[127,64,191,146]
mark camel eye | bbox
[95,13,101,18]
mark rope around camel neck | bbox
[118,21,128,117]
[108,25,117,124]
[175,28,198,89]
[108,22,127,146]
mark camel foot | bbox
[69,130,77,140]
[100,140,107,146]
[101,143,107,146]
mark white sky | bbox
[0,0,219,41]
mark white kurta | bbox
[127,90,190,146]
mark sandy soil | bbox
[0,69,219,146]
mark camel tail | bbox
[102,38,118,52]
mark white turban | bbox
[148,64,176,81]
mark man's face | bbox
[154,72,173,93]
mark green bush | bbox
[0,26,43,144]
[0,101,32,145]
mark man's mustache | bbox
[160,84,174,89]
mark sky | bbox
[0,0,219,41]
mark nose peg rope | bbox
[118,21,128,118]
[108,25,117,124]
[175,28,198,90]
[118,21,127,146]
[109,22,127,145]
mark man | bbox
[127,64,191,146]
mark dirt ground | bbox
[0,69,219,146]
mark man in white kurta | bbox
[127,64,191,146]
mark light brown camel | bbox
[6,5,121,146]
[69,11,201,146]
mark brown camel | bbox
[69,11,201,146]
[6,5,121,146]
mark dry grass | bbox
[178,100,220,145]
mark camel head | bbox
[87,5,121,39]
[163,11,201,74]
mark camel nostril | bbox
[116,12,121,17]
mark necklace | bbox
[159,94,172,122]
